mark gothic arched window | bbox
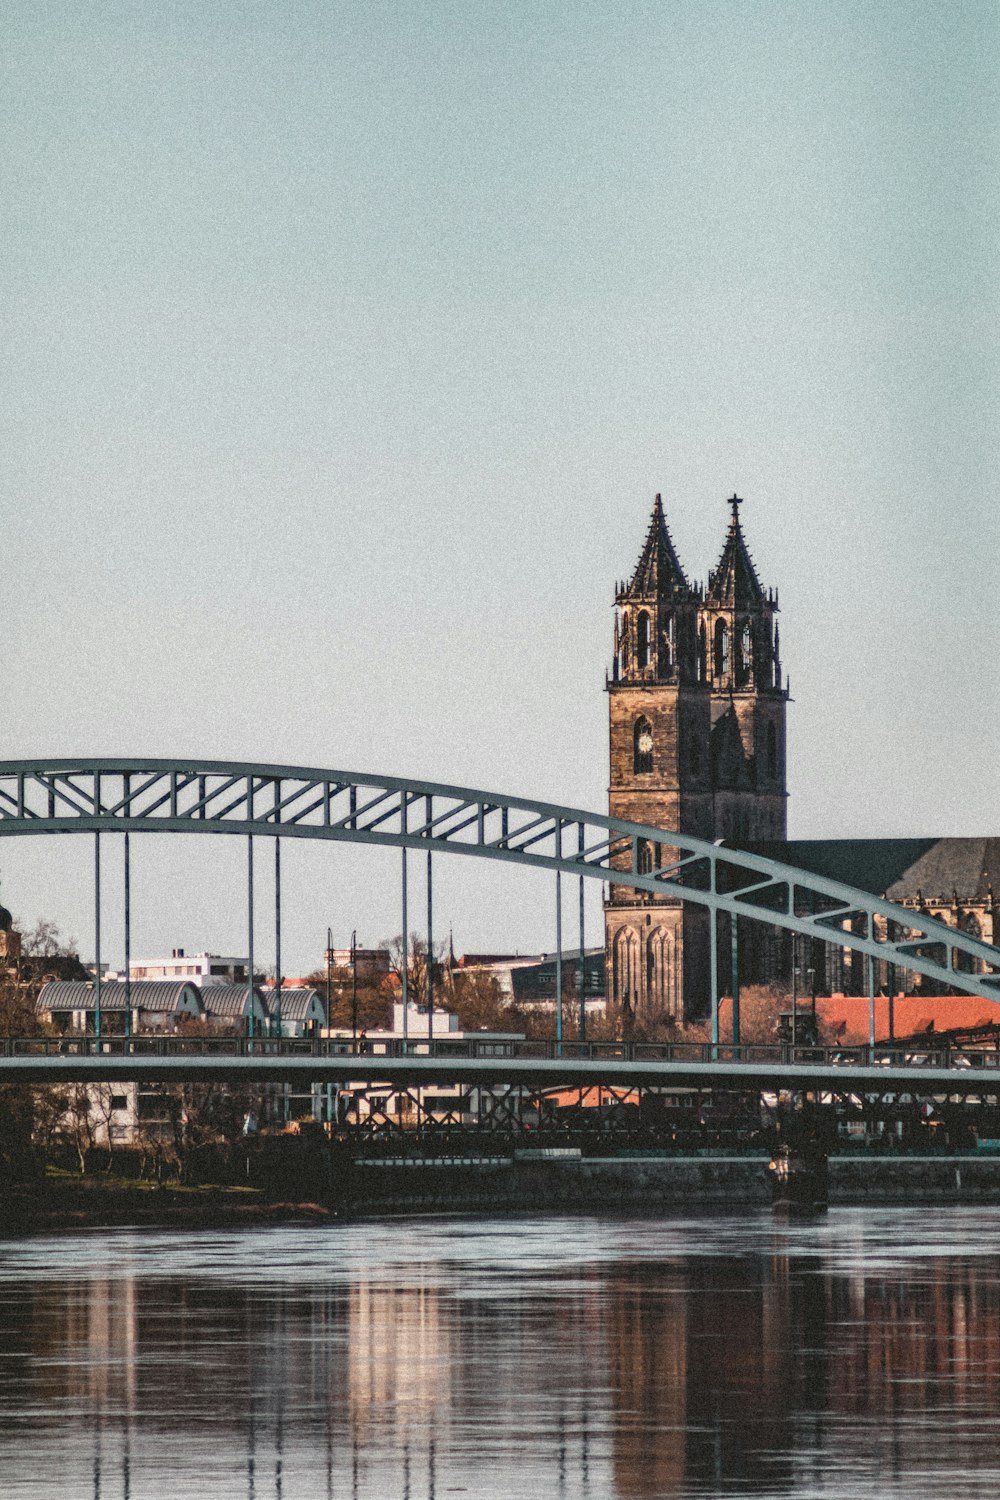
[739,621,752,685]
[620,614,630,674]
[660,614,673,675]
[714,619,729,678]
[767,722,778,781]
[957,911,983,972]
[614,929,640,1011]
[637,838,653,875]
[646,927,676,1015]
[633,717,653,774]
[698,622,706,682]
[637,611,650,670]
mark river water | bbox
[2,1206,1000,1499]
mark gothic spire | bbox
[706,493,766,608]
[623,494,689,599]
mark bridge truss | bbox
[0,758,997,1021]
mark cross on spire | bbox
[707,491,764,607]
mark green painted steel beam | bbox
[0,757,996,998]
[1,1049,998,1095]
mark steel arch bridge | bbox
[1,756,999,1004]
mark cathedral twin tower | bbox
[605,493,789,1023]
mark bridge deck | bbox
[3,1039,999,1094]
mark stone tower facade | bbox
[605,493,788,1023]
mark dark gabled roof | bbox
[623,495,689,599]
[707,495,766,609]
[882,838,1000,904]
[742,838,1000,903]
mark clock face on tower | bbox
[637,728,653,759]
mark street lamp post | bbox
[326,926,332,1023]
[791,966,800,1053]
[350,928,358,1051]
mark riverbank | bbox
[5,1153,1000,1233]
[0,1175,334,1235]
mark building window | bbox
[714,620,729,677]
[767,722,778,780]
[698,622,706,682]
[620,614,630,673]
[637,611,650,670]
[613,929,640,1011]
[739,621,752,685]
[637,838,653,875]
[661,614,673,674]
[111,1095,128,1112]
[633,717,653,774]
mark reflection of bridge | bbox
[5,758,1000,1052]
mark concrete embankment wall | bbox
[347,1154,1000,1213]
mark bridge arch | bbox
[0,757,996,1001]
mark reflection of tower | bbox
[607,1256,804,1499]
[348,1281,450,1443]
[605,494,788,1021]
[608,1266,688,1496]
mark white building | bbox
[128,949,249,983]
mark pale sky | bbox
[2,1,997,971]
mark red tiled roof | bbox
[819,994,1000,1043]
[545,1085,640,1108]
[718,993,1000,1043]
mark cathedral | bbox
[604,492,1000,1024]
[604,493,789,1023]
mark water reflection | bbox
[2,1211,1000,1497]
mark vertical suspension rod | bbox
[709,912,719,1058]
[426,845,433,1044]
[555,869,563,1057]
[731,914,740,1056]
[247,835,255,1043]
[94,832,102,1043]
[401,847,409,1043]
[124,832,131,1039]
[578,865,586,1045]
[274,838,282,1039]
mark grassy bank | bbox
[1,1168,334,1235]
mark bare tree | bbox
[0,975,47,1037]
[20,918,79,960]
[59,1087,102,1175]
[382,933,445,1009]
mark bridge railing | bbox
[4,1035,1000,1073]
